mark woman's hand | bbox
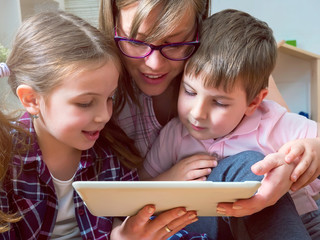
[216,152,294,217]
[111,205,198,240]
[153,154,217,181]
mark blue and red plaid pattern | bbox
[1,113,138,240]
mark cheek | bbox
[171,61,185,74]
[178,95,191,117]
[123,57,139,72]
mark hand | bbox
[111,205,198,240]
[154,154,217,181]
[278,138,320,191]
[216,152,293,217]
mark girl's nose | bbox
[94,101,112,123]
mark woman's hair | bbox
[5,11,142,168]
[0,111,26,232]
[185,9,277,103]
[99,0,211,114]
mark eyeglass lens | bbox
[117,40,196,60]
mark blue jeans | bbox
[301,199,320,240]
[184,151,311,240]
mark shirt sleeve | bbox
[258,101,317,151]
[143,118,183,177]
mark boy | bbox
[139,9,320,239]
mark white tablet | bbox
[72,181,261,217]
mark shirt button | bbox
[78,209,85,215]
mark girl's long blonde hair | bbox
[0,111,25,232]
[6,11,142,169]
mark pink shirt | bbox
[144,100,320,215]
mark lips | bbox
[82,130,100,141]
[141,73,167,85]
[191,124,205,131]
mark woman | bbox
[99,1,318,239]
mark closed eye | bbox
[213,100,229,107]
[76,102,92,108]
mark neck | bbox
[34,120,81,181]
[152,80,179,126]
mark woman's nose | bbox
[144,50,166,70]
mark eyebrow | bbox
[76,87,118,97]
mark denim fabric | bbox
[185,151,311,240]
[301,199,320,240]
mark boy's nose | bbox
[190,100,207,120]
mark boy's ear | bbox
[245,88,268,116]
[16,85,40,115]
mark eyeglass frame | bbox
[114,28,200,61]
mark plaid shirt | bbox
[1,113,138,240]
[116,91,162,158]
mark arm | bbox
[217,116,320,217]
[252,122,320,191]
[111,205,198,240]
[140,154,217,181]
[217,151,294,217]
[142,118,217,181]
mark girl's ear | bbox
[245,88,268,116]
[16,85,40,115]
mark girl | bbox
[99,0,320,216]
[1,11,199,239]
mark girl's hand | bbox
[153,154,217,181]
[111,205,198,240]
[217,152,293,217]
[277,138,320,191]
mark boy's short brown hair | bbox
[185,9,277,103]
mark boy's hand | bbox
[277,138,320,191]
[217,152,293,217]
[154,154,217,181]
[111,205,198,240]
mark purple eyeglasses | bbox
[114,29,200,61]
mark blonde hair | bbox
[185,9,277,103]
[6,11,142,168]
[7,11,120,96]
[99,0,211,113]
[0,111,25,232]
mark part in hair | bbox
[99,0,211,112]
[185,9,277,103]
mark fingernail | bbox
[217,210,226,215]
[232,205,243,210]
[216,207,226,212]
[148,206,155,214]
[291,175,297,182]
[188,213,197,219]
[178,209,186,216]
[253,165,262,172]
[191,217,198,223]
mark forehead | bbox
[118,2,197,40]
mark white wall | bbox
[212,0,320,54]
[0,0,22,111]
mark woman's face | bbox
[118,2,197,97]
